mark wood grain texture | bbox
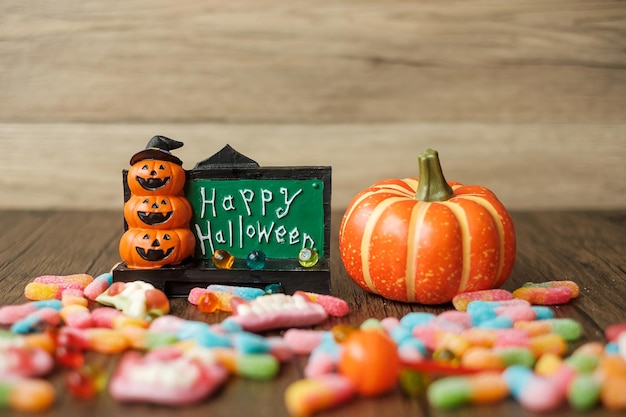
[1,122,625,210]
[1,0,625,123]
[0,209,624,417]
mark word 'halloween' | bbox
[192,185,318,257]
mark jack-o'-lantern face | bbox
[119,228,195,269]
[124,195,192,229]
[127,159,186,196]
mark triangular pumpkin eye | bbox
[161,199,168,205]
[143,234,150,239]
[159,164,166,170]
[142,164,149,170]
[143,199,150,204]
[163,234,171,240]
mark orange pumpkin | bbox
[123,195,192,229]
[339,149,516,304]
[127,159,186,196]
[119,227,195,269]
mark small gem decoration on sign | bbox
[298,247,319,268]
[246,250,266,270]
[212,249,235,269]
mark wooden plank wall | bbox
[1,0,624,210]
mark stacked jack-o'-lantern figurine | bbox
[119,136,196,269]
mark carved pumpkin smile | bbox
[137,210,173,225]
[135,176,171,191]
[136,246,175,261]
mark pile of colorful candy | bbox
[0,273,624,414]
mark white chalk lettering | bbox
[194,221,214,256]
[276,188,302,219]
[222,195,235,211]
[200,187,217,218]
[239,189,254,216]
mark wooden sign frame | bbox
[113,145,332,297]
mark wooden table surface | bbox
[0,209,625,417]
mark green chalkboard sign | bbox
[114,144,332,297]
[186,178,326,260]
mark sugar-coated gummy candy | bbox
[512,286,573,305]
[521,280,580,298]
[109,351,229,406]
[605,322,626,343]
[294,291,350,317]
[206,284,265,301]
[427,372,509,409]
[0,300,63,325]
[514,318,582,341]
[452,289,513,312]
[83,273,113,301]
[284,374,356,417]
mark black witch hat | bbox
[130,135,184,166]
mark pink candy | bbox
[109,350,229,406]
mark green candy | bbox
[427,377,471,409]
[566,353,600,373]
[549,318,583,341]
[568,374,601,411]
[498,347,536,368]
[145,331,179,350]
[235,353,280,380]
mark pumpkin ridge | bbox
[458,194,507,288]
[441,201,472,293]
[405,202,429,302]
[360,196,406,293]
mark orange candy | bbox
[337,329,400,396]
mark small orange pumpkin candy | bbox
[127,159,186,196]
[119,227,196,269]
[339,149,516,305]
[123,195,192,229]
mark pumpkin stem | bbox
[415,149,454,202]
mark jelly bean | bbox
[0,300,62,325]
[284,374,356,417]
[452,289,513,312]
[462,346,535,371]
[212,249,234,269]
[85,328,130,354]
[477,316,513,329]
[0,377,56,412]
[514,318,582,341]
[521,280,580,298]
[494,304,537,323]
[528,333,568,358]
[601,374,626,410]
[214,349,280,380]
[490,329,530,349]
[427,372,509,409]
[503,365,564,411]
[532,306,555,320]
[512,286,573,305]
[293,291,350,317]
[206,284,265,301]
[83,272,113,301]
[605,322,626,342]
[246,250,266,270]
[397,338,427,364]
[297,247,319,268]
[24,282,84,301]
[568,373,602,411]
[436,310,472,329]
[535,352,563,376]
[11,308,62,334]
